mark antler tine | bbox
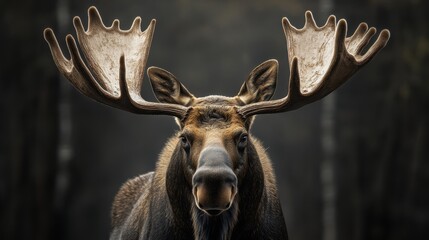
[43,28,108,102]
[44,6,189,118]
[237,11,390,118]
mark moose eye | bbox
[180,135,191,153]
[237,134,248,152]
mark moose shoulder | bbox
[44,6,390,240]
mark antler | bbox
[237,11,390,118]
[44,6,188,118]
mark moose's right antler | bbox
[44,7,188,118]
[237,11,390,118]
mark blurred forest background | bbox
[1,0,428,239]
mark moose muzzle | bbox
[192,147,237,216]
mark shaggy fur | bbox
[110,117,288,239]
[110,60,288,239]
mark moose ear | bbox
[148,67,195,106]
[236,59,278,104]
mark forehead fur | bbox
[184,105,244,129]
[192,95,245,107]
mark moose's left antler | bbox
[44,7,188,118]
[237,11,390,118]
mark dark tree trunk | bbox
[335,1,429,240]
[0,1,59,239]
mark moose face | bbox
[181,106,246,216]
[147,61,278,216]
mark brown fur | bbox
[110,106,286,239]
[110,60,288,239]
[111,173,153,227]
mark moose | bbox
[44,6,390,240]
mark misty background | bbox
[1,0,428,239]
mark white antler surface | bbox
[73,7,154,97]
[238,11,390,117]
[44,6,188,118]
[283,12,337,94]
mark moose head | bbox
[44,7,389,240]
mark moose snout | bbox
[192,167,237,216]
[192,147,238,216]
